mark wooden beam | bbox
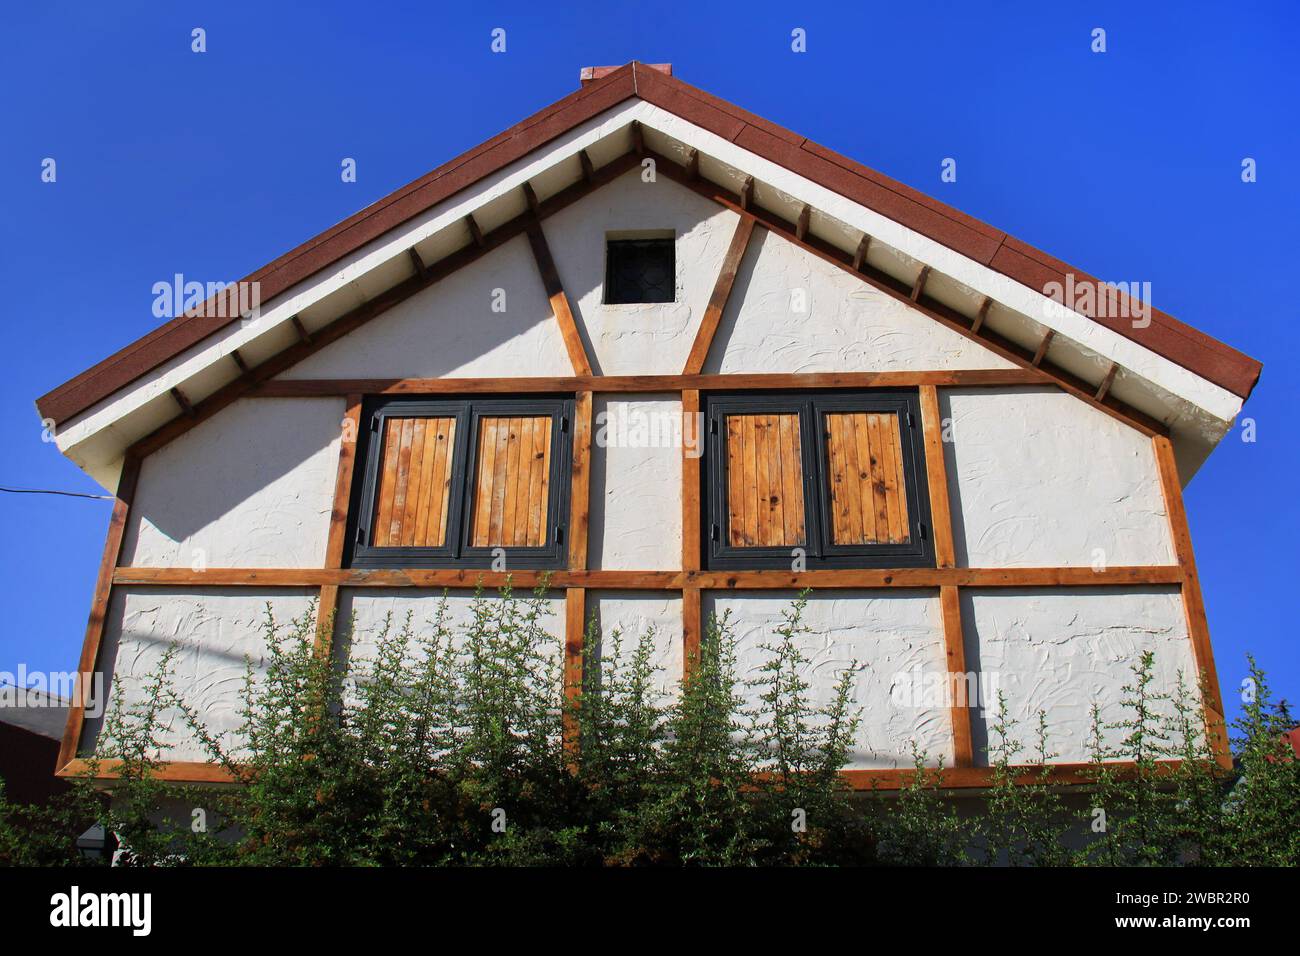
[169,386,194,417]
[465,214,485,248]
[681,390,702,572]
[524,222,593,375]
[127,152,643,460]
[683,217,757,374]
[230,349,249,375]
[522,181,541,217]
[918,385,955,569]
[112,564,1185,590]
[407,247,427,278]
[911,265,931,302]
[852,235,871,272]
[58,754,1188,791]
[1095,362,1119,401]
[940,585,974,768]
[971,296,992,335]
[315,393,363,657]
[290,314,313,345]
[795,204,810,242]
[1032,329,1055,367]
[738,175,754,210]
[1153,435,1231,769]
[564,587,586,756]
[567,391,593,570]
[250,369,1054,398]
[57,455,141,770]
[684,147,699,180]
[630,120,644,155]
[578,149,595,183]
[682,586,702,681]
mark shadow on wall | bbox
[125,398,343,554]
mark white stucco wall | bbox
[586,590,684,701]
[121,397,344,568]
[81,588,318,761]
[543,169,741,375]
[278,235,575,379]
[590,394,682,570]
[942,387,1174,568]
[706,228,1017,374]
[705,590,954,769]
[961,587,1197,764]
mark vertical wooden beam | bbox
[578,149,595,183]
[58,454,141,770]
[738,175,754,210]
[567,391,593,571]
[940,585,975,768]
[465,214,485,248]
[918,385,955,569]
[630,120,645,155]
[852,235,871,272]
[564,587,586,758]
[970,296,991,335]
[1095,362,1119,401]
[1153,435,1231,768]
[524,222,593,375]
[684,147,700,181]
[230,349,249,375]
[315,394,363,657]
[684,216,756,374]
[911,265,931,302]
[1032,329,1055,367]
[795,204,811,242]
[681,388,703,686]
[682,586,702,682]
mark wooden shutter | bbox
[824,411,911,545]
[724,412,806,548]
[371,417,458,547]
[469,415,553,548]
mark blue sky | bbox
[1,2,1295,725]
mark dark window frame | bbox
[347,395,574,570]
[703,389,935,571]
[603,237,676,304]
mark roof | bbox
[34,62,1261,437]
[0,685,71,741]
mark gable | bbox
[36,64,1261,488]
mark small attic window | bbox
[604,234,675,304]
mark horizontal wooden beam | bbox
[112,565,1184,590]
[60,755,1184,791]
[249,368,1055,398]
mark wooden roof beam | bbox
[1032,329,1055,367]
[911,265,931,302]
[971,296,992,335]
[852,235,872,272]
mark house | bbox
[35,63,1261,790]
[0,686,72,805]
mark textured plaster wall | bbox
[590,394,682,570]
[122,397,344,568]
[586,590,684,701]
[942,387,1174,568]
[278,235,574,379]
[545,170,741,375]
[706,228,1017,374]
[81,588,317,761]
[705,591,954,769]
[962,587,1196,764]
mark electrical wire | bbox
[0,485,112,500]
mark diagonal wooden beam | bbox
[970,296,992,335]
[578,149,595,183]
[169,386,195,417]
[315,394,363,657]
[1153,435,1231,769]
[465,214,485,248]
[852,234,872,272]
[407,247,427,277]
[683,216,757,374]
[524,221,592,375]
[290,314,313,344]
[738,175,754,210]
[1095,361,1119,401]
[57,455,141,772]
[795,204,811,242]
[911,265,931,302]
[230,348,249,374]
[1032,329,1055,366]
[684,147,699,180]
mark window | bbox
[604,237,675,303]
[348,397,573,568]
[703,391,934,570]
